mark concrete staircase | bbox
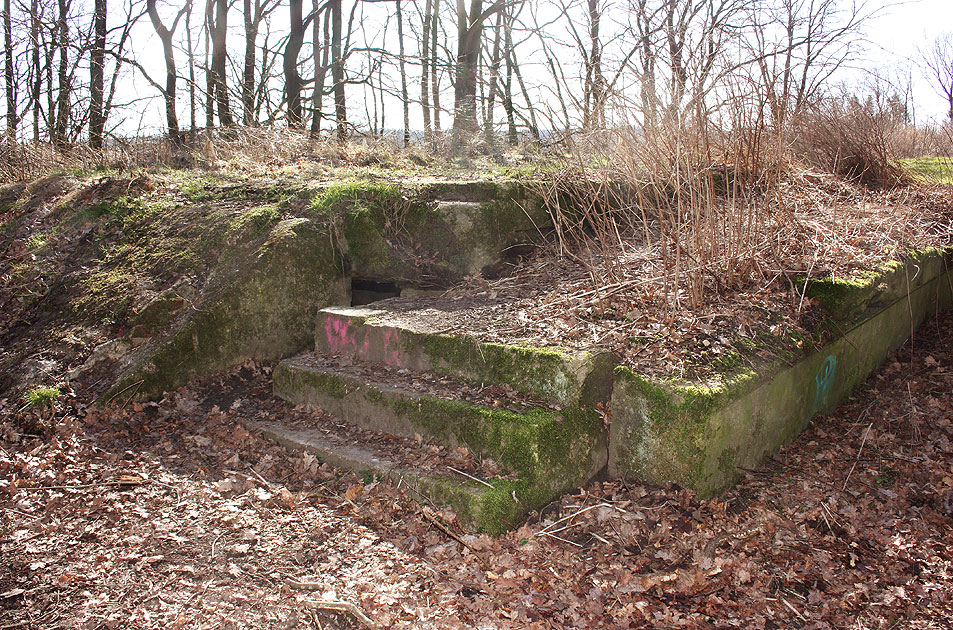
[260,304,616,534]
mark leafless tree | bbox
[88,0,106,148]
[244,0,277,126]
[921,33,953,122]
[206,0,233,126]
[284,0,308,127]
[450,0,505,151]
[3,0,15,144]
[147,0,191,141]
[749,0,875,128]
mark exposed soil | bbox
[3,307,952,629]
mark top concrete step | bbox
[315,302,616,407]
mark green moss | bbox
[110,218,349,400]
[420,464,592,535]
[612,366,758,487]
[309,181,442,278]
[309,181,405,216]
[23,386,60,408]
[224,204,282,239]
[418,476,538,535]
[385,392,560,479]
[417,333,581,404]
[277,364,351,400]
[796,274,877,319]
[274,358,605,532]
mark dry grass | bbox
[528,92,953,325]
[0,128,431,184]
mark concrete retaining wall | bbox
[608,252,953,496]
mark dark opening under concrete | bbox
[350,278,402,306]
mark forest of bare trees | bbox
[0,0,941,154]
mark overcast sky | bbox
[864,0,953,122]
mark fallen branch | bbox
[447,466,494,489]
[420,508,489,569]
[536,502,614,536]
[284,585,376,629]
[842,422,873,490]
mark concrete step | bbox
[272,353,607,531]
[315,304,616,407]
[248,420,525,535]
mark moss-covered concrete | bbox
[797,248,952,321]
[109,219,349,400]
[273,359,606,487]
[253,418,539,535]
[610,252,953,496]
[272,355,607,533]
[316,307,617,406]
[309,180,548,286]
[418,475,560,536]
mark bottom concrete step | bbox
[248,420,536,535]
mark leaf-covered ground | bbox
[2,305,952,628]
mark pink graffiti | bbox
[324,317,406,367]
[382,329,403,367]
[325,317,357,354]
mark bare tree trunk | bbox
[421,0,432,144]
[45,29,55,140]
[185,2,196,132]
[204,14,213,128]
[148,0,188,143]
[30,0,40,141]
[430,0,441,137]
[88,0,106,148]
[53,0,70,147]
[451,0,481,150]
[310,4,329,134]
[397,0,409,146]
[582,0,604,129]
[502,7,515,144]
[284,0,304,127]
[451,0,503,152]
[3,0,15,144]
[330,0,346,141]
[483,9,501,145]
[208,0,233,127]
[510,37,538,140]
[242,0,258,126]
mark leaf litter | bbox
[2,306,952,628]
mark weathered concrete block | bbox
[310,180,549,286]
[273,356,608,533]
[111,218,349,400]
[315,306,617,407]
[274,357,607,486]
[252,420,524,535]
[609,249,953,496]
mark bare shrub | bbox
[793,98,908,188]
[534,100,801,314]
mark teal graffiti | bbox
[814,355,837,409]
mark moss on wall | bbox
[611,253,953,496]
[110,218,348,400]
[308,179,548,287]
